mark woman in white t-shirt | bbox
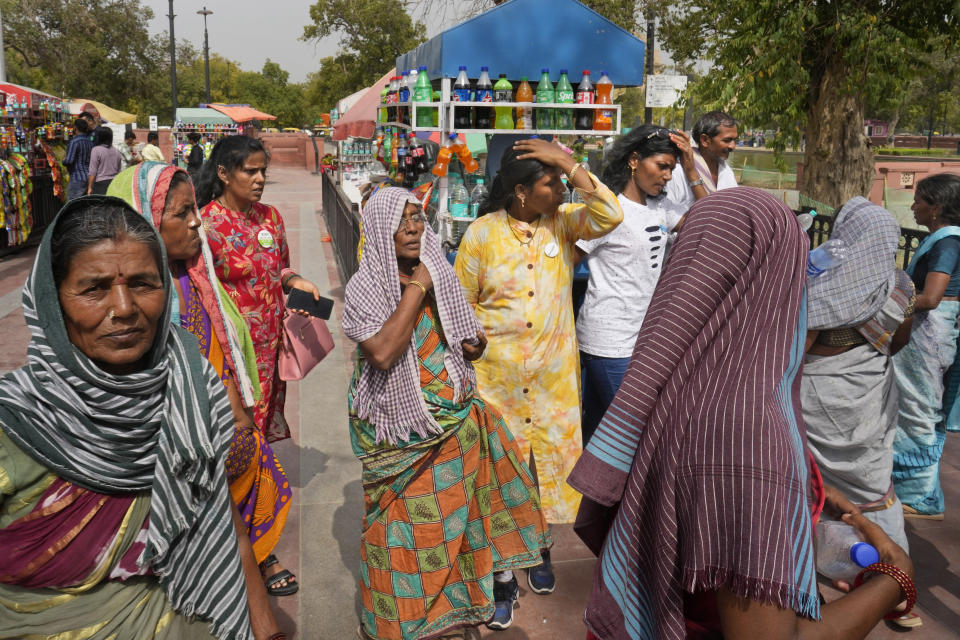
[576,125,693,444]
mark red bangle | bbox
[853,562,917,619]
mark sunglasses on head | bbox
[645,127,679,140]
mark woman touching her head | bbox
[454,138,623,621]
[577,125,691,445]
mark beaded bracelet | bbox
[853,562,917,619]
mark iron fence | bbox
[322,171,361,282]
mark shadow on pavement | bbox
[335,478,365,625]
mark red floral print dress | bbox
[202,200,291,442]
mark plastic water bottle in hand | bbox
[815,519,880,583]
[807,238,847,279]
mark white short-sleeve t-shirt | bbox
[575,192,685,358]
[666,155,738,211]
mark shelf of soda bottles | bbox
[443,100,621,137]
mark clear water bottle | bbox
[815,519,880,582]
[797,209,817,231]
[469,178,487,218]
[449,180,470,217]
[807,238,847,278]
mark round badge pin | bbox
[257,228,275,249]
[544,241,559,258]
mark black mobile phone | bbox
[286,288,334,320]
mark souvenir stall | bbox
[172,107,238,168]
[387,0,646,248]
[332,71,395,202]
[0,83,70,253]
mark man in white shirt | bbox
[666,111,739,210]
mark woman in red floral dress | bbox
[197,136,321,441]
[196,136,320,593]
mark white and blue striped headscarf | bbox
[0,196,252,639]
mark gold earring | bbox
[519,195,526,208]
[631,167,636,177]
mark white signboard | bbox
[149,115,158,131]
[645,75,688,108]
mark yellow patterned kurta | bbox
[454,173,622,523]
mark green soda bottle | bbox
[414,65,434,127]
[535,68,555,130]
[379,85,389,123]
[493,74,514,130]
[556,69,575,130]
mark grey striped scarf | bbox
[0,197,251,639]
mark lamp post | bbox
[197,7,213,104]
[168,0,178,124]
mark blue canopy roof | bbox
[396,0,646,86]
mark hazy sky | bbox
[140,0,459,84]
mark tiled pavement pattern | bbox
[0,167,956,639]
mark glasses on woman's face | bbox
[396,213,427,232]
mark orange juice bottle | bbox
[515,77,534,130]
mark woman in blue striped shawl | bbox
[0,196,268,639]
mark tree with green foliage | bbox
[644,1,960,204]
[301,0,425,113]
[2,0,161,110]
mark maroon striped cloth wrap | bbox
[568,187,820,639]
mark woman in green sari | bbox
[0,196,271,639]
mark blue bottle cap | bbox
[459,65,467,70]
[401,71,408,76]
[850,542,880,568]
[559,68,568,74]
[418,65,427,71]
[542,68,550,73]
[448,133,459,140]
[481,66,489,71]
[601,70,608,75]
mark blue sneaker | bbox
[527,549,556,595]
[486,575,519,630]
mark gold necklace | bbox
[505,214,541,246]
[218,197,253,216]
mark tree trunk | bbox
[801,59,873,207]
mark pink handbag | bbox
[278,312,335,381]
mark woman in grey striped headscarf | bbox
[0,196,258,639]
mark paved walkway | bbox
[0,167,957,639]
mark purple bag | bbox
[278,312,334,381]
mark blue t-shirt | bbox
[913,236,960,296]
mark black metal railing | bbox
[322,171,361,282]
[808,214,928,271]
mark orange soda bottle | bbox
[450,135,479,173]
[515,77,534,130]
[432,133,456,177]
[593,71,614,131]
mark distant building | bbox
[865,119,889,138]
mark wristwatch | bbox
[689,178,704,188]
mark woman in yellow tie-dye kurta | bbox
[455,140,622,524]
